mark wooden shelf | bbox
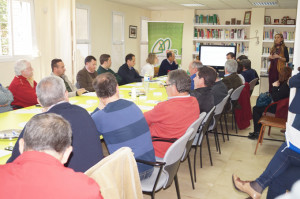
[263,25,296,28]
[193,38,249,42]
[194,24,251,28]
[262,39,294,43]
[261,54,294,58]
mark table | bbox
[0,78,168,164]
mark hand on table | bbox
[76,88,87,96]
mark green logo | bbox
[151,38,178,55]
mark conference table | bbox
[0,76,168,164]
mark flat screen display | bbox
[199,45,236,69]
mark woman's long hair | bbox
[270,33,286,55]
[279,67,292,83]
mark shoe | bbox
[232,174,261,199]
[248,133,259,140]
[248,132,255,136]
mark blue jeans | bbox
[139,167,154,180]
[256,143,300,190]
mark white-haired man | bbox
[222,59,243,91]
[7,76,104,172]
[8,60,38,108]
[188,60,203,90]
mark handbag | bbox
[256,92,272,107]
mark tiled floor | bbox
[142,97,285,199]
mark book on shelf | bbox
[194,28,245,40]
[195,14,218,24]
[262,47,294,55]
[263,29,295,41]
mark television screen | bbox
[199,45,236,69]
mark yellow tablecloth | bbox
[0,79,168,164]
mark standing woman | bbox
[268,33,289,92]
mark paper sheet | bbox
[15,108,42,114]
[82,92,97,97]
[0,149,12,158]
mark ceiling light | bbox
[181,4,204,7]
[252,2,278,6]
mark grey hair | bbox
[14,59,29,75]
[23,113,72,153]
[225,59,238,73]
[190,61,203,69]
[36,76,66,107]
[168,69,191,93]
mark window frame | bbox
[0,0,37,62]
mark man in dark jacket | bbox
[158,51,178,76]
[190,66,215,113]
[118,53,142,85]
[222,59,243,91]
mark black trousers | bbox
[252,105,276,133]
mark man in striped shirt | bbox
[91,73,155,180]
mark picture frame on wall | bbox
[286,19,296,25]
[129,25,137,38]
[244,11,251,24]
[264,16,271,25]
[274,19,280,24]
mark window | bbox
[111,12,124,72]
[75,5,90,70]
[140,17,149,68]
[0,0,36,58]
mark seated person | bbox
[144,70,200,158]
[0,83,13,113]
[118,53,142,85]
[226,52,235,60]
[51,59,86,97]
[190,66,215,113]
[0,113,103,198]
[237,61,245,84]
[91,73,155,180]
[248,67,292,140]
[76,55,98,92]
[240,59,256,83]
[158,51,178,76]
[8,60,38,108]
[236,55,248,62]
[7,76,104,172]
[97,54,122,84]
[222,59,243,91]
[233,77,300,199]
[141,53,158,78]
[212,72,228,105]
[188,60,203,90]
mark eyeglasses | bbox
[164,83,172,87]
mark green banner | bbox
[148,22,183,65]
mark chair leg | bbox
[223,113,229,141]
[205,132,213,166]
[151,192,155,199]
[215,128,221,154]
[187,154,195,189]
[268,126,272,136]
[231,110,234,130]
[254,125,266,154]
[174,174,181,199]
[219,117,225,142]
[233,109,238,134]
[200,144,203,168]
[193,146,198,182]
[213,130,218,152]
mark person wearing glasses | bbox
[144,69,200,158]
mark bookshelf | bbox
[261,25,295,72]
[193,24,250,58]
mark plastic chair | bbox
[181,112,206,189]
[249,78,259,96]
[227,85,245,134]
[136,127,194,199]
[208,94,230,154]
[192,106,216,182]
[222,88,233,140]
[254,98,289,154]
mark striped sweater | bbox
[92,99,155,174]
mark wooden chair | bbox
[254,98,289,154]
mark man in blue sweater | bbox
[91,73,155,180]
[158,51,178,76]
[7,76,104,172]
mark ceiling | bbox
[105,0,298,11]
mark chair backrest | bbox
[162,127,194,189]
[228,88,233,96]
[181,112,207,162]
[192,106,216,146]
[230,85,245,101]
[275,98,289,119]
[215,94,230,115]
[249,78,258,91]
